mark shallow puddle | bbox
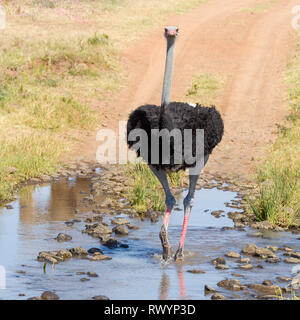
[0,177,299,300]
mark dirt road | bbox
[76,0,297,182]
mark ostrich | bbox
[127,26,224,261]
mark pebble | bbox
[92,295,110,300]
[187,269,206,274]
[41,291,59,300]
[276,276,292,283]
[239,264,253,270]
[111,218,130,225]
[225,251,240,259]
[217,279,241,291]
[212,257,226,265]
[113,225,129,235]
[87,272,99,278]
[211,293,226,300]
[204,285,216,294]
[69,247,88,256]
[80,278,90,282]
[88,248,103,255]
[284,257,300,264]
[55,233,72,242]
[215,264,229,270]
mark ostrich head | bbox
[164,26,179,38]
[161,26,179,107]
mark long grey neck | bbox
[161,36,176,108]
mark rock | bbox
[127,224,139,230]
[266,257,280,263]
[85,215,102,223]
[232,273,243,277]
[239,264,253,270]
[266,246,278,252]
[27,296,42,300]
[37,250,71,264]
[211,293,226,300]
[284,257,300,264]
[217,279,241,291]
[87,272,99,278]
[57,249,72,260]
[55,233,72,242]
[276,276,292,283]
[262,280,273,286]
[212,257,226,265]
[92,295,110,300]
[102,238,119,248]
[41,291,59,300]
[120,243,129,248]
[238,257,251,264]
[241,243,278,259]
[225,251,240,259]
[5,205,13,210]
[187,269,206,274]
[88,248,103,255]
[84,223,112,237]
[284,252,300,259]
[204,285,216,294]
[80,278,90,282]
[69,246,88,257]
[215,264,229,270]
[89,252,112,261]
[65,221,74,227]
[247,284,281,295]
[113,225,129,235]
[111,218,130,225]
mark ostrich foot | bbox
[174,248,184,262]
[159,226,171,260]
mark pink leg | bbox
[160,208,172,260]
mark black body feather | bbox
[126,102,224,172]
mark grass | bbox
[247,34,300,228]
[186,73,225,105]
[241,0,278,14]
[0,0,209,203]
[125,161,184,214]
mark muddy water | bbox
[0,177,299,300]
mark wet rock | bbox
[187,269,206,274]
[85,215,103,223]
[5,205,13,210]
[217,279,242,291]
[266,246,278,252]
[92,295,110,300]
[88,248,103,255]
[102,238,119,248]
[55,233,72,242]
[247,284,281,295]
[211,293,226,300]
[120,243,129,248]
[232,273,243,277]
[256,264,264,269]
[80,278,90,282]
[57,249,72,260]
[241,243,278,259]
[87,272,99,278]
[89,253,112,261]
[238,257,251,264]
[65,221,74,227]
[262,280,273,286]
[113,225,129,235]
[212,257,226,265]
[37,250,72,264]
[16,270,26,274]
[266,257,280,263]
[27,296,42,300]
[127,224,139,230]
[84,223,112,237]
[284,252,300,259]
[225,251,240,259]
[111,218,130,225]
[284,257,300,264]
[204,285,216,294]
[221,227,234,231]
[211,210,223,218]
[239,264,253,270]
[276,276,292,283]
[41,291,59,300]
[215,264,229,270]
[76,272,86,275]
[69,246,88,257]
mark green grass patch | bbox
[247,34,300,228]
[125,162,184,214]
[186,73,225,105]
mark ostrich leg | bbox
[174,155,210,261]
[174,174,199,261]
[149,165,175,260]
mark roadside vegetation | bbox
[0,0,208,203]
[248,35,300,228]
[186,72,225,105]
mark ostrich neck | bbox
[161,36,176,107]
